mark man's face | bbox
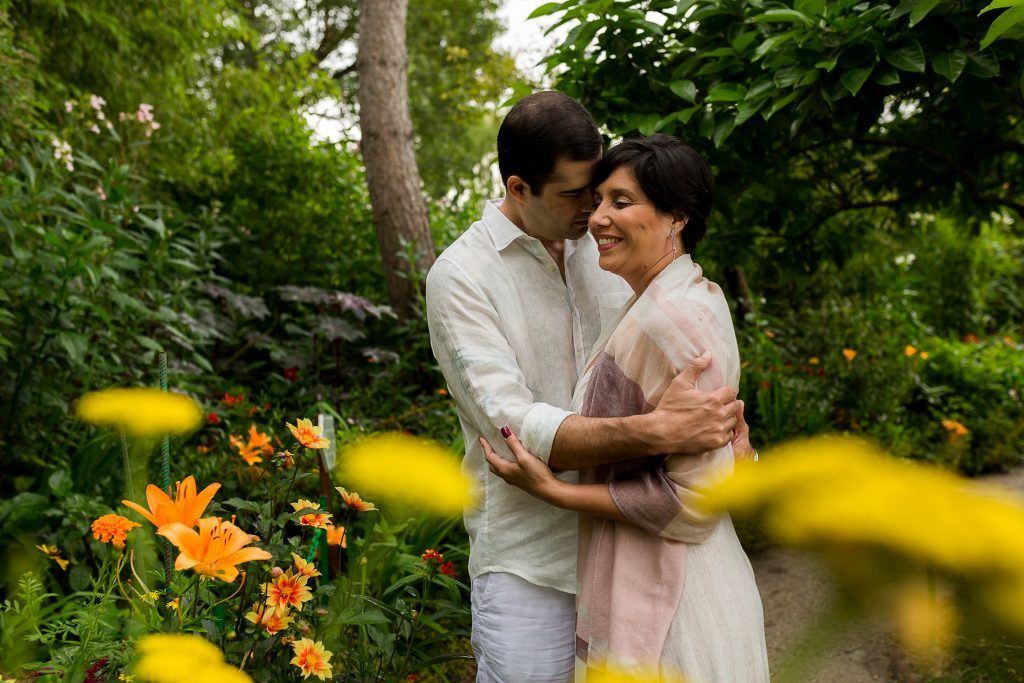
[519,156,600,241]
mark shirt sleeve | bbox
[425,258,571,461]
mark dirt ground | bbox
[753,466,1024,682]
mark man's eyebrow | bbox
[560,184,591,194]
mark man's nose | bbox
[577,189,594,212]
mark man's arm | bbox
[548,352,742,471]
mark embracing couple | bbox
[426,91,769,683]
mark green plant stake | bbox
[159,352,174,591]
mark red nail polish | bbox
[500,426,512,439]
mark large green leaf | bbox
[841,64,875,95]
[909,0,941,26]
[528,2,567,19]
[884,42,927,72]
[706,83,747,102]
[753,8,814,25]
[979,4,1024,48]
[980,0,1024,14]
[932,51,968,82]
[670,79,698,102]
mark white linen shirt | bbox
[426,200,632,593]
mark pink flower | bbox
[95,185,107,201]
[64,100,75,112]
[89,94,106,111]
[119,111,129,122]
[132,206,140,213]
[89,124,101,135]
[136,103,155,123]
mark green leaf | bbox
[57,331,88,363]
[706,83,747,102]
[841,64,875,95]
[815,55,839,72]
[676,0,700,15]
[884,42,926,73]
[528,2,564,19]
[753,31,797,61]
[873,65,901,85]
[676,106,701,123]
[980,0,1024,14]
[932,51,968,82]
[698,110,715,139]
[713,118,736,147]
[979,5,1024,49]
[1020,66,1024,99]
[967,52,1000,77]
[670,79,697,102]
[753,8,813,24]
[137,336,165,353]
[763,91,801,120]
[795,0,826,18]
[909,0,941,25]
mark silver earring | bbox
[670,227,677,260]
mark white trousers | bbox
[471,572,576,683]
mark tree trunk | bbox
[356,0,436,319]
[724,264,755,324]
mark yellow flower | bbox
[290,499,320,513]
[893,580,956,663]
[77,388,201,437]
[325,524,347,548]
[290,499,331,527]
[122,476,220,530]
[292,552,321,578]
[842,348,857,362]
[36,544,69,571]
[290,638,333,680]
[286,418,330,449]
[334,486,377,513]
[340,433,476,516]
[230,424,273,466]
[133,633,252,683]
[808,357,820,365]
[702,435,1024,634]
[586,664,687,683]
[904,345,918,356]
[158,517,271,583]
[91,513,140,549]
[245,602,294,634]
[919,351,930,359]
[119,675,135,682]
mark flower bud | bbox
[270,566,284,578]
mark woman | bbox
[482,135,769,682]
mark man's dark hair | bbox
[497,91,602,195]
[590,134,714,256]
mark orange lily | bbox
[122,475,220,529]
[158,517,271,582]
[230,424,273,466]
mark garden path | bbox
[755,464,1024,682]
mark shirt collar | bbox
[482,200,585,259]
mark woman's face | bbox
[589,165,679,294]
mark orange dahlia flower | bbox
[158,516,271,582]
[286,418,330,449]
[245,602,294,635]
[265,571,313,610]
[335,486,377,513]
[122,475,220,529]
[292,553,321,579]
[290,638,333,680]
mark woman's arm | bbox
[480,432,630,523]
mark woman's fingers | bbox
[481,436,517,480]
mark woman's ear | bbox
[672,213,689,229]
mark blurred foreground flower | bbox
[287,418,330,449]
[158,517,271,582]
[585,664,687,683]
[340,433,476,516]
[91,514,140,549]
[703,436,1024,644]
[77,388,202,436]
[122,476,220,529]
[133,633,251,683]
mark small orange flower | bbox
[335,486,377,513]
[941,419,969,441]
[292,552,321,578]
[122,475,220,530]
[36,544,69,571]
[904,345,918,357]
[842,348,857,362]
[290,638,333,680]
[764,330,775,338]
[246,602,294,634]
[963,334,980,344]
[436,388,448,396]
[808,357,820,365]
[230,423,273,466]
[290,499,332,528]
[919,351,930,360]
[1005,335,1016,347]
[326,524,347,548]
[91,513,140,549]
[287,418,330,449]
[265,572,313,610]
[158,517,271,582]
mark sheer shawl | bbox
[573,255,740,672]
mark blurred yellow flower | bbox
[290,638,333,680]
[842,348,857,362]
[585,665,687,683]
[77,388,201,437]
[919,351,930,359]
[702,435,1024,634]
[133,633,251,683]
[36,543,69,571]
[158,517,271,582]
[91,513,140,549]
[808,357,820,365]
[287,418,330,449]
[340,433,477,516]
[122,475,220,530]
[893,580,956,662]
[904,345,918,356]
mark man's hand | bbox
[647,352,741,455]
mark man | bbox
[425,92,742,682]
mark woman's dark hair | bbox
[497,91,603,195]
[590,134,714,255]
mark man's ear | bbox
[506,175,532,204]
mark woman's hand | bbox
[481,428,561,503]
[731,400,757,463]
